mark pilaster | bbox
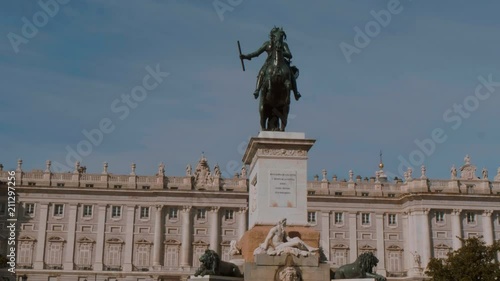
[33,203,48,269]
[63,203,78,270]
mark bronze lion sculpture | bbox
[333,252,386,281]
[194,249,242,277]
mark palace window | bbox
[83,205,93,218]
[225,209,234,221]
[192,241,209,268]
[25,203,35,216]
[388,214,397,226]
[111,206,122,218]
[140,207,150,219]
[331,245,349,267]
[135,241,151,267]
[435,211,445,223]
[388,193,396,198]
[47,237,64,266]
[18,236,35,267]
[106,239,123,269]
[197,208,207,220]
[361,213,370,225]
[466,212,476,224]
[361,192,369,197]
[142,185,150,190]
[56,183,65,187]
[77,238,94,268]
[53,204,64,217]
[335,192,343,196]
[85,184,94,188]
[434,244,451,260]
[307,211,317,223]
[221,241,231,261]
[168,207,178,219]
[387,247,402,273]
[164,241,180,268]
[335,212,344,224]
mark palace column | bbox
[63,203,78,270]
[237,207,248,240]
[482,210,494,245]
[451,209,462,250]
[375,213,386,276]
[180,206,192,267]
[153,205,164,269]
[417,209,431,267]
[33,203,49,269]
[123,205,136,271]
[402,212,410,271]
[94,205,107,271]
[348,212,357,262]
[209,207,220,254]
[320,211,331,261]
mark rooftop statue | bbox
[239,27,301,131]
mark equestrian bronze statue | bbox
[239,27,302,131]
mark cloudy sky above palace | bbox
[1,0,499,180]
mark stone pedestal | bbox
[244,254,330,281]
[242,131,315,228]
[187,276,244,281]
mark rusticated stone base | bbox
[236,225,320,262]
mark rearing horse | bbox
[259,28,292,131]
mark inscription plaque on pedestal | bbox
[269,170,297,208]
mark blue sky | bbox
[1,0,499,180]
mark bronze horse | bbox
[259,28,293,131]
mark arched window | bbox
[192,240,209,268]
[164,240,180,268]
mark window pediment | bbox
[106,238,124,244]
[332,244,348,249]
[19,236,36,242]
[434,243,451,249]
[48,236,65,243]
[192,240,208,246]
[77,237,94,243]
[387,245,403,251]
[164,239,181,245]
[136,238,151,244]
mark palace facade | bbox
[1,154,499,281]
